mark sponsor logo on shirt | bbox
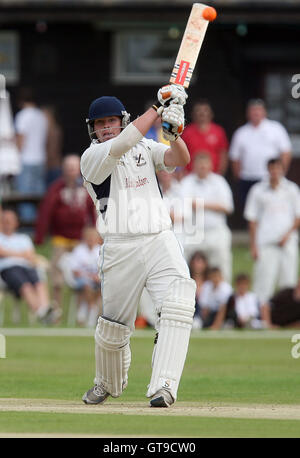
[125,176,149,189]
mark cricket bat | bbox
[162,3,216,134]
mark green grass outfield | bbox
[1,330,300,437]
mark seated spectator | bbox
[189,251,209,329]
[181,99,229,175]
[0,210,52,322]
[198,267,232,329]
[70,227,102,327]
[214,273,262,330]
[261,279,300,328]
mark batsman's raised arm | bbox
[81,87,188,184]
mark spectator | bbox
[229,98,292,210]
[215,273,262,330]
[135,169,184,330]
[244,158,300,306]
[182,99,229,175]
[0,209,51,321]
[0,90,21,194]
[42,105,63,187]
[198,267,232,329]
[15,88,48,222]
[180,153,234,281]
[70,227,102,327]
[35,154,96,310]
[261,278,300,328]
[189,251,209,329]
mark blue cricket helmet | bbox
[86,96,130,142]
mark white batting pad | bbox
[147,278,196,400]
[94,316,132,397]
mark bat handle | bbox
[162,121,173,134]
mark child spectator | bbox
[221,274,262,329]
[70,227,102,327]
[198,267,232,329]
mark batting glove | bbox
[157,84,188,106]
[161,104,185,141]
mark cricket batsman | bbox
[80,85,196,408]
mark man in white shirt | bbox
[15,88,48,221]
[80,87,196,408]
[229,99,292,210]
[244,158,300,304]
[180,153,234,282]
[0,90,21,192]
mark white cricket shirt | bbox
[229,119,291,180]
[198,280,233,312]
[15,107,48,165]
[180,172,234,230]
[235,292,260,322]
[0,232,35,271]
[244,177,300,246]
[81,137,174,237]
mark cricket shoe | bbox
[150,389,174,408]
[82,384,110,405]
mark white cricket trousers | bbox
[183,225,232,282]
[99,230,191,330]
[254,236,299,303]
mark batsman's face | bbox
[94,116,122,142]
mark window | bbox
[0,32,19,85]
[265,73,300,156]
[112,30,183,85]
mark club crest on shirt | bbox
[133,153,147,167]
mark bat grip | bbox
[162,121,173,134]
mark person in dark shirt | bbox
[35,155,96,311]
[261,279,300,328]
